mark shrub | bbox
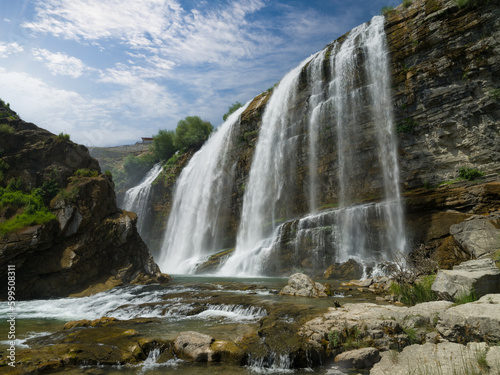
[489,89,500,101]
[174,116,213,150]
[458,167,485,181]
[56,132,70,141]
[381,6,395,15]
[453,0,470,8]
[402,0,413,8]
[152,129,176,161]
[223,101,243,122]
[33,180,60,204]
[73,169,99,178]
[0,124,14,134]
[396,118,417,134]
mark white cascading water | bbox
[158,103,250,274]
[220,16,406,276]
[122,163,163,235]
[218,56,314,276]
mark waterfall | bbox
[122,163,163,235]
[158,103,250,274]
[220,16,406,276]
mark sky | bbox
[0,0,394,147]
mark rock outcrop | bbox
[279,273,328,298]
[0,115,169,300]
[431,258,500,300]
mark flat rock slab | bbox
[371,342,500,375]
[431,258,500,300]
[173,331,215,362]
[437,293,500,342]
[334,347,380,369]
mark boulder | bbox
[334,347,380,369]
[279,273,327,297]
[431,259,500,300]
[436,294,500,342]
[323,259,364,280]
[450,216,500,258]
[371,342,500,375]
[173,331,215,362]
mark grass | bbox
[390,275,438,305]
[453,289,478,306]
[489,89,500,101]
[0,187,57,235]
[402,0,413,7]
[73,169,99,178]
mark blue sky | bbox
[0,0,394,146]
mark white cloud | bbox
[32,48,90,78]
[0,42,23,58]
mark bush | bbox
[174,116,213,150]
[56,132,70,141]
[381,6,395,15]
[402,0,413,7]
[489,89,500,101]
[458,167,485,181]
[223,101,243,122]
[396,118,417,134]
[0,124,14,134]
[74,169,99,178]
[152,129,176,161]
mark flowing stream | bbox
[122,163,163,235]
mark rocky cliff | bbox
[148,0,500,275]
[0,108,169,300]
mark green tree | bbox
[152,129,176,161]
[174,116,213,150]
[223,101,243,122]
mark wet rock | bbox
[173,331,216,362]
[334,347,380,369]
[431,258,500,300]
[279,273,327,297]
[436,294,500,342]
[323,259,364,280]
[371,342,500,375]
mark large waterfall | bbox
[220,16,406,276]
[122,163,163,236]
[158,103,249,273]
[159,15,406,276]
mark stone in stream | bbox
[279,273,328,297]
[334,347,380,369]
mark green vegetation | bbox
[396,118,417,134]
[402,0,413,8]
[390,275,438,305]
[174,116,213,151]
[327,325,370,351]
[381,6,395,15]
[453,0,470,8]
[151,129,176,162]
[73,169,99,178]
[458,167,485,181]
[223,101,243,122]
[489,89,500,101]
[55,132,71,141]
[0,187,57,235]
[0,124,14,134]
[453,289,478,305]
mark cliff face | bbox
[150,0,500,275]
[0,115,169,300]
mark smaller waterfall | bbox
[158,103,250,274]
[122,163,163,235]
